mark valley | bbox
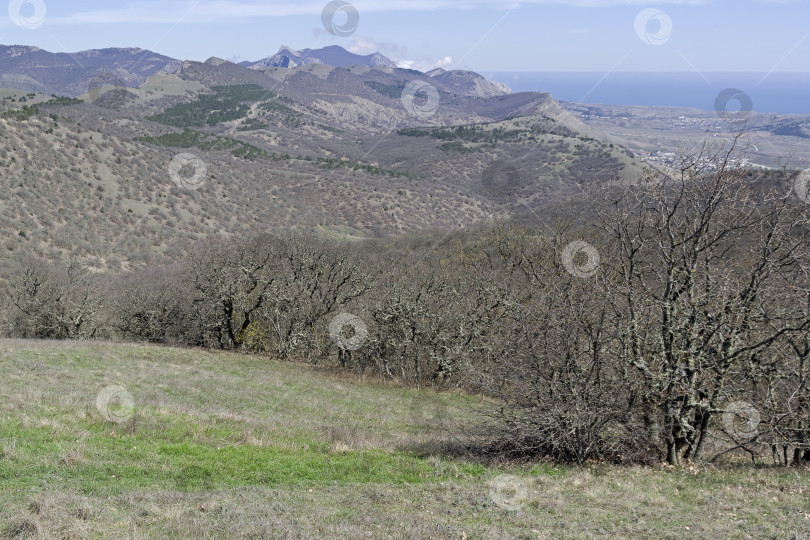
[0,45,638,271]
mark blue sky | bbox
[1,0,808,73]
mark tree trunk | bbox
[685,410,710,461]
[667,441,679,465]
[223,300,236,346]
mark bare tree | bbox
[112,263,194,344]
[5,257,102,339]
[263,233,372,358]
[186,233,279,348]
[599,139,810,464]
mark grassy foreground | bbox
[0,340,808,539]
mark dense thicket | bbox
[3,147,810,466]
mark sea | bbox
[486,72,810,115]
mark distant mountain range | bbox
[0,40,802,274]
[240,45,397,70]
[0,39,636,270]
[0,44,510,98]
[0,45,180,96]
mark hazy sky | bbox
[1,0,808,73]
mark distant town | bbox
[571,106,781,171]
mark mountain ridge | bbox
[0,43,510,98]
[0,44,180,96]
[0,41,632,272]
[240,45,398,70]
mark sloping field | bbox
[0,340,808,539]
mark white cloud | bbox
[347,37,392,56]
[347,37,453,72]
[396,56,454,71]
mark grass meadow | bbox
[0,340,808,539]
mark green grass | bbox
[1,340,808,539]
[0,418,480,495]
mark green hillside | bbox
[1,340,808,539]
